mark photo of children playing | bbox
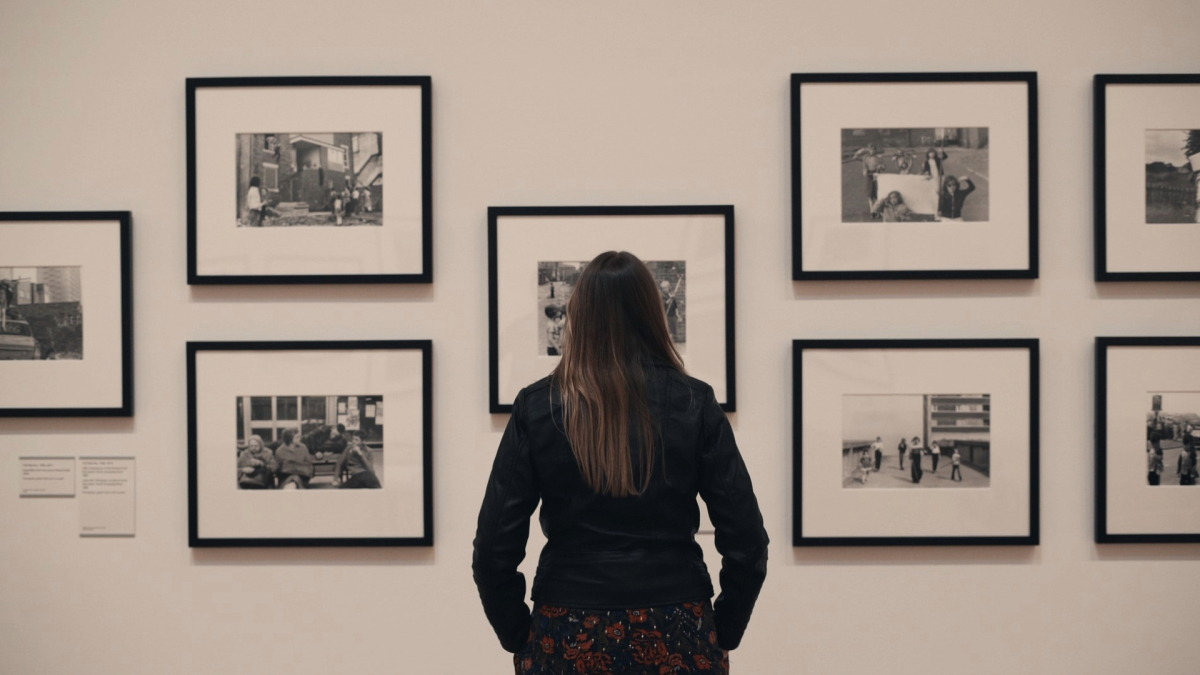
[235,394,384,490]
[236,133,383,227]
[841,393,991,489]
[1144,392,1200,486]
[1144,130,1200,224]
[537,260,686,356]
[841,127,990,223]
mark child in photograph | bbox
[1147,441,1163,486]
[853,144,887,214]
[909,436,924,483]
[246,176,264,227]
[922,147,947,186]
[871,191,913,222]
[545,303,566,356]
[936,176,976,222]
[929,440,941,473]
[331,187,345,226]
[237,434,276,489]
[335,433,381,489]
[897,437,907,470]
[950,448,962,482]
[892,149,915,175]
[274,428,315,489]
[858,448,873,484]
[1179,446,1198,486]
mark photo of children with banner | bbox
[841,127,990,223]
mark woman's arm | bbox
[472,391,540,653]
[698,387,769,651]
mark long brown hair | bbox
[551,251,685,497]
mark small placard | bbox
[19,457,76,498]
[79,457,135,537]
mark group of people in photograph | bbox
[242,178,375,227]
[855,435,962,485]
[236,423,381,489]
[853,144,977,222]
[1146,419,1199,486]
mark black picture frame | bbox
[488,205,736,414]
[187,340,434,547]
[791,72,1039,281]
[186,76,433,285]
[1095,336,1200,544]
[1094,74,1200,282]
[793,338,1040,547]
[0,211,133,417]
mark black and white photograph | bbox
[188,77,431,284]
[1144,392,1200,487]
[0,266,83,360]
[489,206,733,414]
[1097,338,1200,542]
[235,395,384,490]
[794,339,1038,546]
[1095,75,1200,281]
[537,260,686,356]
[1144,130,1199,224]
[841,394,991,489]
[793,73,1037,280]
[841,128,990,223]
[237,132,383,228]
[0,213,131,417]
[189,341,432,547]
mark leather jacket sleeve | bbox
[697,387,769,650]
[472,390,540,653]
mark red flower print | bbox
[693,654,712,670]
[576,651,613,674]
[522,656,533,672]
[707,630,718,645]
[540,605,569,618]
[631,629,669,665]
[540,636,555,654]
[583,615,600,629]
[605,622,626,640]
[628,608,650,624]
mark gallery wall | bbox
[2,0,1199,673]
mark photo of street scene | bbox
[0,266,83,360]
[236,133,383,227]
[841,393,991,489]
[841,127,990,223]
[235,395,384,490]
[1145,130,1199,224]
[537,260,686,355]
[1145,392,1200,486]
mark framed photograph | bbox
[791,72,1038,280]
[1094,74,1200,281]
[1096,337,1200,543]
[187,76,432,284]
[488,206,734,414]
[1,212,132,417]
[187,340,433,547]
[793,339,1039,546]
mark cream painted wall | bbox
[2,0,1199,673]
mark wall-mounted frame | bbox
[1094,74,1200,281]
[187,76,432,284]
[488,205,735,414]
[188,340,433,547]
[791,72,1039,280]
[793,339,1039,546]
[1096,337,1200,543]
[0,211,133,417]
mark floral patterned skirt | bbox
[514,600,729,675]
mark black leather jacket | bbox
[472,365,769,653]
